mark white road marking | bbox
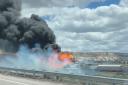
[0,78,30,85]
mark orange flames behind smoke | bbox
[48,52,75,69]
[58,52,74,62]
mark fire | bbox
[58,52,74,62]
[48,52,75,69]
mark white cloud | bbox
[55,31,113,52]
[47,5,128,32]
[22,0,106,8]
[22,0,77,8]
[119,0,128,7]
[21,0,128,52]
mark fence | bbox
[0,67,127,85]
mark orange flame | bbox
[58,52,74,62]
[48,52,75,69]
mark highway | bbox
[0,74,72,85]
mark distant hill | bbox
[72,52,128,58]
[72,52,128,63]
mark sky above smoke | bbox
[21,0,128,53]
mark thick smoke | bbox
[0,0,59,52]
[0,0,80,74]
[0,0,95,74]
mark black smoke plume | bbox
[0,0,60,52]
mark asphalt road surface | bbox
[0,74,74,85]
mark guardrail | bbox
[0,67,127,85]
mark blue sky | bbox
[87,0,120,8]
[42,15,55,21]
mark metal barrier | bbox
[0,67,128,85]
